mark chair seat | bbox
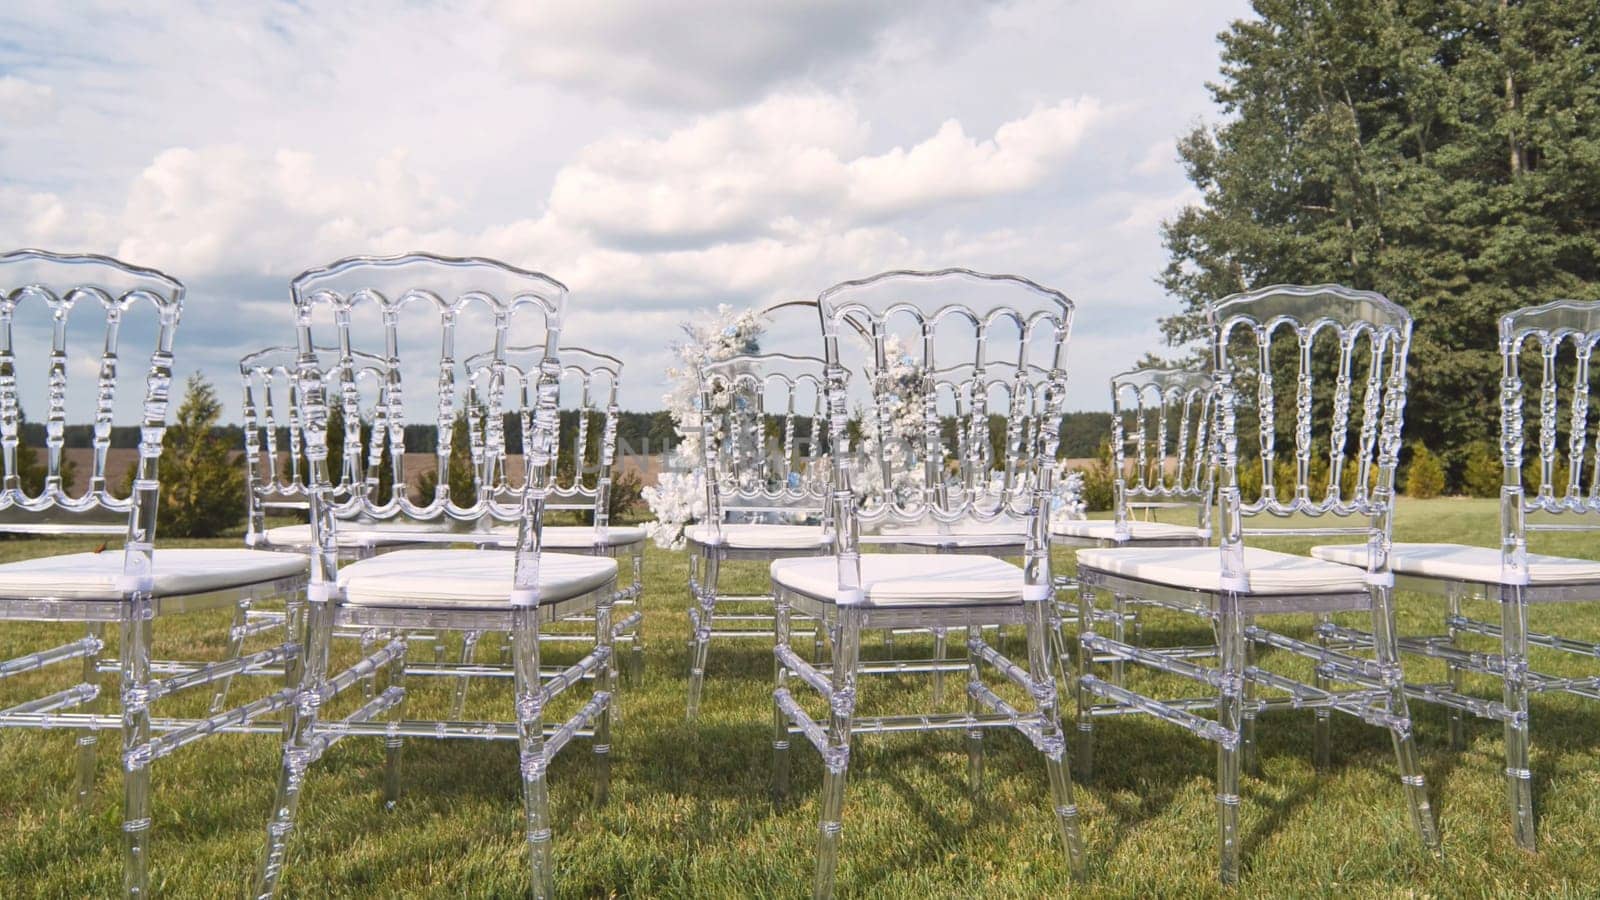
[272,523,646,550]
[338,549,617,608]
[1052,520,1204,544]
[771,554,1025,606]
[263,523,435,549]
[1311,542,1600,586]
[1076,546,1368,595]
[0,549,307,600]
[689,523,831,550]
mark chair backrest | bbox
[0,249,183,590]
[466,344,622,536]
[1109,367,1214,539]
[697,352,830,536]
[291,252,567,593]
[1498,299,1600,577]
[1209,283,1412,585]
[928,360,1056,510]
[819,268,1072,599]
[239,345,393,544]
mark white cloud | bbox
[0,75,54,122]
[491,0,990,108]
[549,93,1102,248]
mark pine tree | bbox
[1162,0,1600,475]
[140,374,245,538]
[1404,443,1446,498]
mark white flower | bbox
[644,304,766,547]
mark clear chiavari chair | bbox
[1074,284,1441,883]
[1310,298,1600,850]
[1049,368,1214,682]
[240,345,433,559]
[0,250,309,897]
[255,253,617,899]
[447,345,643,711]
[771,268,1085,897]
[685,351,833,719]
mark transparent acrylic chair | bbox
[1074,284,1441,883]
[451,344,644,704]
[241,345,433,559]
[771,268,1085,897]
[1049,368,1214,684]
[685,351,833,719]
[0,250,309,898]
[1310,298,1600,850]
[254,253,617,899]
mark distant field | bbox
[0,497,1596,896]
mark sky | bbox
[0,0,1252,418]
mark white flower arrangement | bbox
[1049,467,1088,532]
[856,335,930,503]
[643,305,765,549]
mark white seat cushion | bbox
[338,549,616,608]
[0,549,307,600]
[1052,520,1205,543]
[1076,546,1367,595]
[536,525,647,548]
[263,523,436,549]
[862,531,1022,549]
[688,524,831,550]
[771,554,1024,606]
[1311,542,1600,586]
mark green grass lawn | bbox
[0,498,1598,896]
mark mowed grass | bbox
[0,498,1597,896]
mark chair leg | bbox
[964,632,983,796]
[1109,592,1127,686]
[209,597,252,714]
[75,622,106,808]
[1445,586,1466,751]
[813,610,860,900]
[121,594,155,899]
[629,547,645,682]
[450,631,482,720]
[256,596,335,898]
[1500,586,1535,850]
[1215,602,1245,886]
[686,550,719,721]
[931,627,947,705]
[1023,592,1084,875]
[1370,585,1441,853]
[1241,616,1259,777]
[1073,583,1098,783]
[593,594,615,806]
[1313,613,1332,770]
[359,629,379,701]
[512,605,556,899]
[772,590,792,802]
[383,640,409,810]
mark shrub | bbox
[1461,441,1501,498]
[608,469,645,523]
[1404,443,1445,499]
[1071,440,1115,512]
[141,374,244,538]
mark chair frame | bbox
[686,350,832,718]
[254,252,615,899]
[0,250,308,898]
[1310,298,1600,850]
[1073,283,1442,883]
[772,267,1085,897]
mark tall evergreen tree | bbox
[1162,0,1600,469]
[145,374,245,538]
